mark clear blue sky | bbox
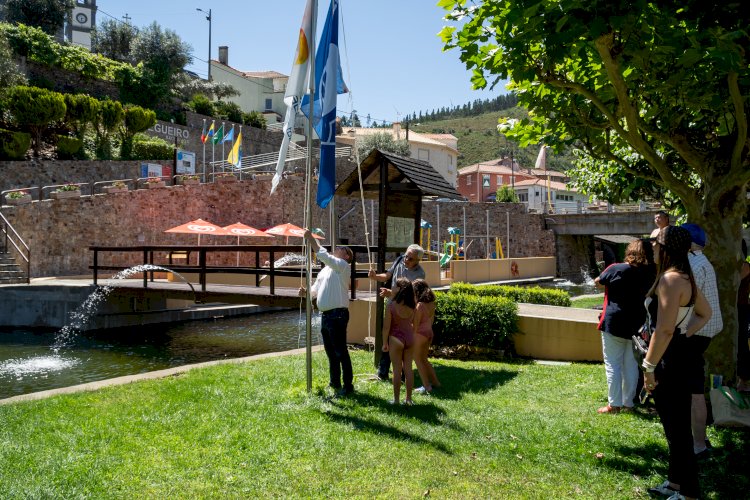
[94,0,506,125]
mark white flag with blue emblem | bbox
[271,0,313,195]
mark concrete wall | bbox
[555,234,599,282]
[514,304,603,362]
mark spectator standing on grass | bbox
[594,239,655,414]
[412,279,441,395]
[644,226,712,500]
[368,244,425,381]
[298,230,355,397]
[382,277,416,405]
[681,223,722,459]
[737,240,750,392]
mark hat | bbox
[681,223,706,247]
[656,225,693,254]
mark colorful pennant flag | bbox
[206,121,215,142]
[223,125,234,143]
[227,132,242,169]
[212,124,224,145]
[271,0,313,195]
[200,120,208,144]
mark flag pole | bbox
[202,118,206,183]
[221,121,226,172]
[239,125,243,180]
[304,0,318,393]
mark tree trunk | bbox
[700,188,746,382]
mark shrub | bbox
[56,135,82,159]
[131,133,173,160]
[243,110,267,130]
[93,99,123,159]
[120,105,156,159]
[6,85,66,154]
[433,292,518,349]
[214,100,243,124]
[64,93,99,141]
[448,282,572,307]
[189,94,213,116]
[0,128,30,160]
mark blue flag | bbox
[301,0,347,208]
[223,126,234,143]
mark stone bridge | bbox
[542,211,659,281]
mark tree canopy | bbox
[91,19,137,63]
[440,0,749,378]
[3,0,73,36]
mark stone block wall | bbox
[24,60,121,102]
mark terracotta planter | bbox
[5,195,32,206]
[181,179,200,186]
[215,176,237,183]
[51,190,81,199]
[145,181,166,189]
[104,186,128,194]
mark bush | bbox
[64,93,99,140]
[0,128,30,160]
[433,292,518,349]
[93,99,123,159]
[214,100,243,124]
[448,282,572,307]
[120,105,156,159]
[243,110,267,130]
[56,135,82,159]
[189,94,213,116]
[131,133,173,160]
[6,85,66,154]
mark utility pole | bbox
[196,8,212,81]
[123,13,131,25]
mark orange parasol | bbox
[223,222,273,265]
[264,223,324,244]
[165,218,228,245]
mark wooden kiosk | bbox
[335,149,463,364]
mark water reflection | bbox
[0,311,321,399]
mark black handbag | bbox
[632,320,651,366]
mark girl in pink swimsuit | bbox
[382,277,416,405]
[413,279,441,394]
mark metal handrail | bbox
[41,182,92,199]
[1,187,42,203]
[0,211,31,284]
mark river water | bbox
[0,311,320,400]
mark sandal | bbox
[597,405,621,414]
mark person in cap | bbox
[681,223,722,459]
[644,225,712,500]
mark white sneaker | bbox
[648,481,678,497]
[414,386,431,395]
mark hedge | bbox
[56,135,82,159]
[433,292,518,350]
[448,282,571,307]
[0,128,30,160]
[131,134,174,160]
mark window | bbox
[418,149,429,161]
[265,98,273,110]
[467,175,472,186]
[496,175,502,187]
[518,193,528,202]
[449,155,453,165]
[482,174,491,187]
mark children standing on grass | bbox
[412,279,441,394]
[382,277,416,405]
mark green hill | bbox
[411,108,574,172]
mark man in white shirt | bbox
[683,223,723,458]
[299,229,355,396]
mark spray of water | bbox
[259,253,309,283]
[52,264,194,352]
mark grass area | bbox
[571,295,605,309]
[1,350,747,498]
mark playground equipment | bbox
[420,219,432,260]
[447,227,462,260]
[495,237,505,259]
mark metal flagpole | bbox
[238,125,243,179]
[304,0,318,393]
[221,121,226,172]
[202,119,206,183]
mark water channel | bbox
[0,311,320,400]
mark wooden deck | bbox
[102,279,377,308]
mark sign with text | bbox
[175,150,196,174]
[141,163,172,178]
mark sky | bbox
[93,0,507,126]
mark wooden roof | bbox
[335,149,463,200]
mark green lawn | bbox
[571,295,605,309]
[0,350,747,498]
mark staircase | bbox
[0,250,26,284]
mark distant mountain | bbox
[410,107,575,172]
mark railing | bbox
[525,200,660,215]
[0,211,31,284]
[206,144,352,175]
[90,244,374,299]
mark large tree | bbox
[439,0,749,378]
[91,19,138,63]
[4,0,73,36]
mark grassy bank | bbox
[0,350,747,498]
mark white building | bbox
[513,178,588,213]
[335,124,459,186]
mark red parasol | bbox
[164,218,228,244]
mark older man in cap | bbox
[682,222,722,459]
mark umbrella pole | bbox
[236,236,240,267]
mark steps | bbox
[0,251,27,284]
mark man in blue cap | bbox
[682,222,723,459]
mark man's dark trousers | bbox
[321,308,353,391]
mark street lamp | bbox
[196,8,212,81]
[497,118,519,191]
